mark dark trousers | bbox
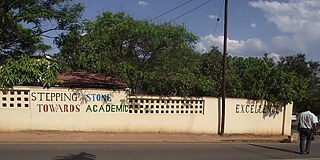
[299,128,312,154]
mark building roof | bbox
[57,72,127,89]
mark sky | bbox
[62,0,320,61]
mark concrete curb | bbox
[0,131,291,143]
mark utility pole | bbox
[220,0,228,136]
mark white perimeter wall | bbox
[0,86,292,135]
[222,98,292,135]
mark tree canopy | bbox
[55,11,210,95]
[278,54,320,113]
[0,54,59,88]
[227,54,309,105]
[0,0,84,63]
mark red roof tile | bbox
[57,72,127,88]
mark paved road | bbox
[1,143,320,160]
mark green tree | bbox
[0,54,59,88]
[53,27,87,72]
[56,11,200,95]
[0,0,84,63]
[199,46,223,96]
[227,56,269,99]
[142,46,213,96]
[226,54,308,105]
[279,54,320,114]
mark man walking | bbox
[298,106,318,154]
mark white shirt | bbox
[298,111,317,129]
[313,114,319,124]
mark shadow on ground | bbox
[249,144,300,154]
[53,152,96,160]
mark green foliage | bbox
[278,54,320,113]
[0,0,84,61]
[0,54,59,88]
[142,47,212,96]
[199,46,223,96]
[56,11,199,95]
[226,54,309,104]
[53,27,88,72]
[54,11,318,107]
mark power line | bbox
[213,0,224,36]
[149,0,196,21]
[168,0,213,23]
